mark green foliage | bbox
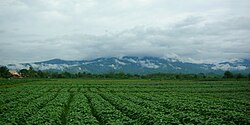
[0,66,11,78]
[223,71,234,78]
[14,68,249,80]
[236,73,244,80]
[19,69,28,77]
[19,67,38,78]
[68,94,99,125]
[0,79,249,124]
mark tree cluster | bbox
[223,70,249,80]
[0,66,11,78]
[0,66,249,80]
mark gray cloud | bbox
[0,0,250,64]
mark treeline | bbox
[0,66,250,80]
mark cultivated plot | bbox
[0,79,249,124]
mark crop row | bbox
[67,93,99,125]
[100,92,181,124]
[0,87,50,114]
[0,79,249,124]
[118,92,211,124]
[0,86,48,106]
[85,93,134,124]
[0,91,58,124]
[25,92,69,124]
[134,92,250,124]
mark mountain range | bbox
[6,56,250,74]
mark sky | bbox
[0,0,250,64]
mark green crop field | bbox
[0,79,249,124]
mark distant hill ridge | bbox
[7,56,250,74]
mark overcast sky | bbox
[1,0,250,64]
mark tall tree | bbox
[0,66,11,78]
[19,69,29,77]
[28,67,37,77]
[223,71,233,78]
[236,73,244,80]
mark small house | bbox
[9,70,22,78]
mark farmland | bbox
[0,79,249,124]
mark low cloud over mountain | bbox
[7,56,250,74]
[1,0,250,64]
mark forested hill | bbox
[6,56,250,74]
